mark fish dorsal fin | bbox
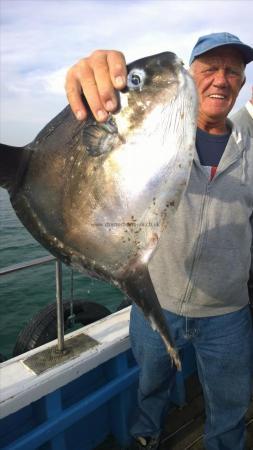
[0,143,31,195]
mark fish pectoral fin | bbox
[83,117,121,157]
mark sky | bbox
[1,0,253,146]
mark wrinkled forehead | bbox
[195,45,245,68]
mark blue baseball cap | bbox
[189,32,253,65]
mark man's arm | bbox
[65,50,127,122]
[249,214,253,308]
[231,87,253,134]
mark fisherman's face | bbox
[190,46,245,124]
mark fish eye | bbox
[127,68,146,90]
[131,74,141,85]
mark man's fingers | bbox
[79,64,109,122]
[107,51,127,90]
[65,50,127,122]
[90,51,119,114]
[65,67,88,121]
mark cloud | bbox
[1,0,252,145]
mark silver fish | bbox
[0,52,198,369]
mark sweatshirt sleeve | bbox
[249,213,253,305]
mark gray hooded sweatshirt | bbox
[148,120,253,317]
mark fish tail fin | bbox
[165,341,182,371]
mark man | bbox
[232,89,253,321]
[65,33,253,450]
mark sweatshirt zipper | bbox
[179,179,211,315]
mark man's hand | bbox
[65,50,127,122]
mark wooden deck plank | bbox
[160,375,253,450]
[98,374,253,449]
[246,419,253,448]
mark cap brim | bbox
[190,42,253,65]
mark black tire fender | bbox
[13,300,110,357]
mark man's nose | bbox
[213,70,228,88]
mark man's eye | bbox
[205,67,216,73]
[227,68,240,76]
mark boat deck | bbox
[1,302,252,450]
[98,374,253,450]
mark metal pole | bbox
[56,259,65,352]
[68,269,76,326]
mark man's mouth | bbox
[208,94,226,99]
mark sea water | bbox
[0,188,124,360]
